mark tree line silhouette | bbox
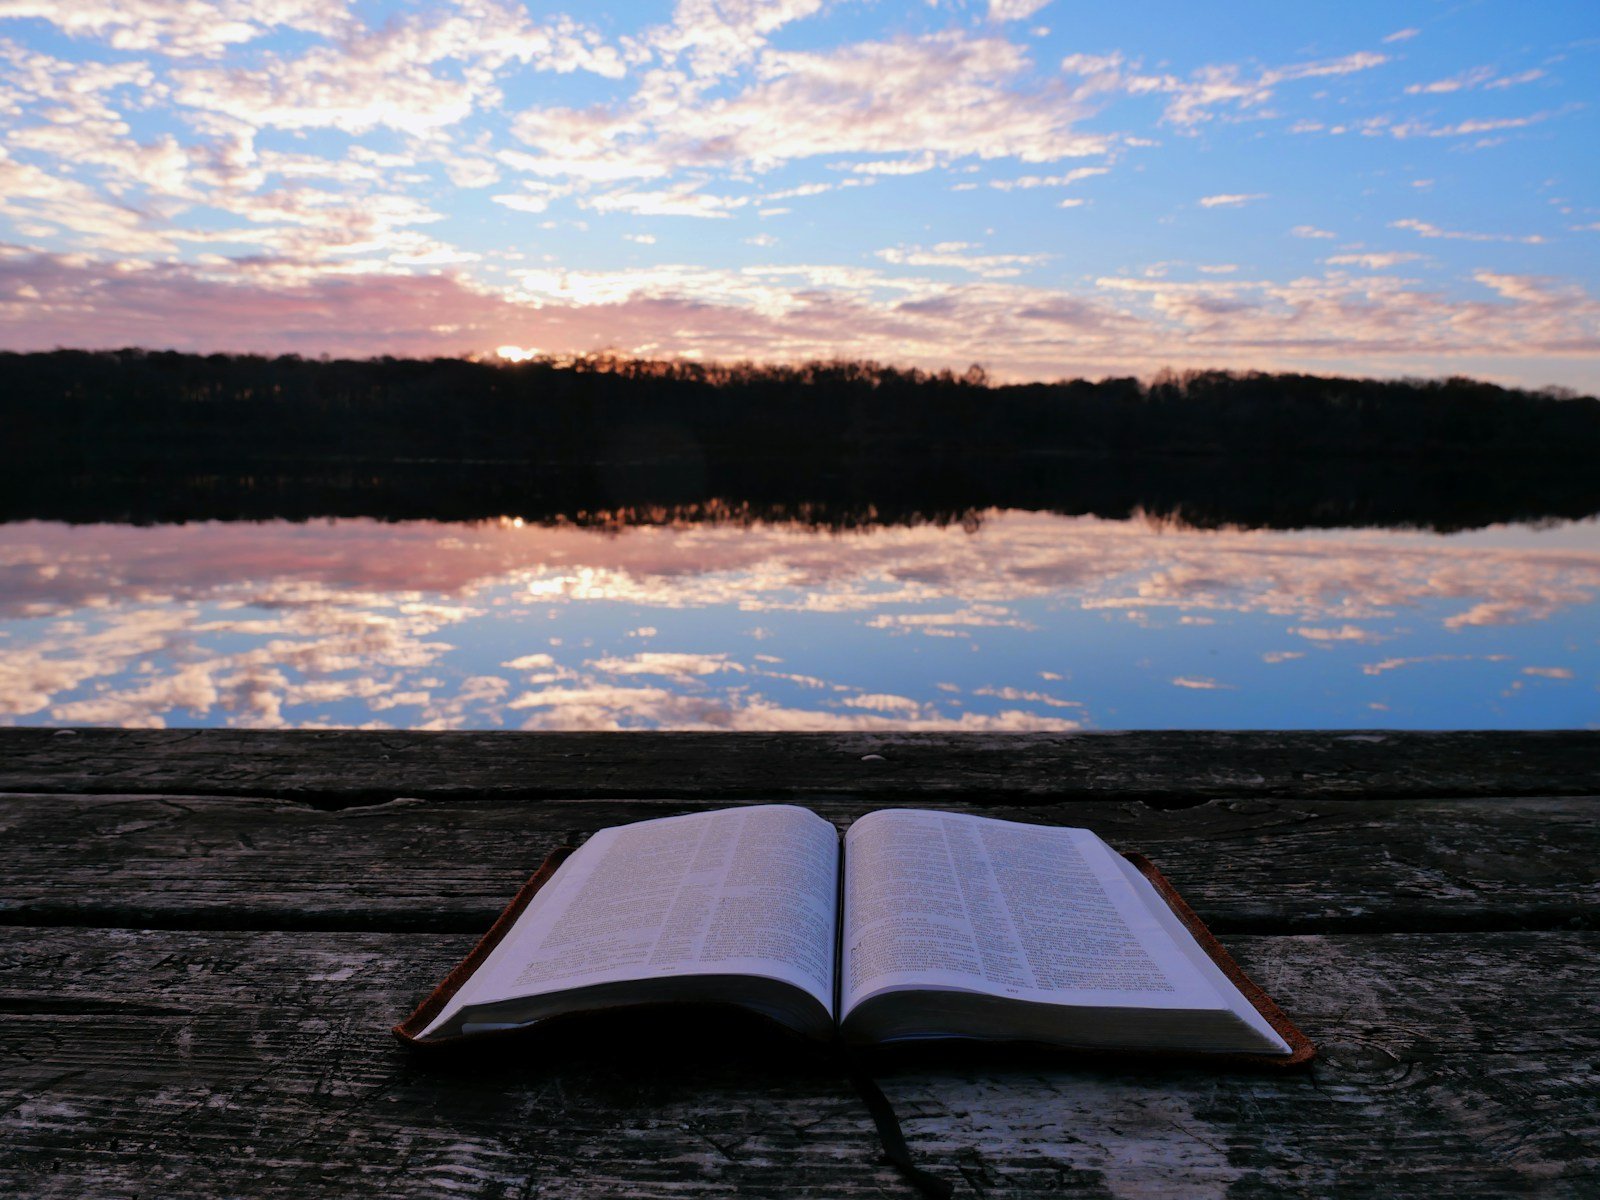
[3,349,1598,531]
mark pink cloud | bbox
[5,249,1599,386]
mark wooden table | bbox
[2,729,1596,1197]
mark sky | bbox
[1,0,1598,389]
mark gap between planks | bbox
[5,729,1598,805]
[1,792,1596,937]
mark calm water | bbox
[2,512,1597,730]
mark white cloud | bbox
[1362,654,1505,676]
[972,685,1081,708]
[0,153,180,253]
[864,605,1033,634]
[589,651,745,680]
[588,184,746,219]
[877,242,1047,278]
[1199,193,1266,208]
[1324,252,1424,269]
[990,166,1108,190]
[1289,624,1384,644]
[839,692,922,714]
[502,680,1079,732]
[1269,52,1389,83]
[1392,218,1546,244]
[151,2,626,138]
[1388,110,1563,140]
[843,154,939,176]
[507,30,1110,185]
[417,676,511,730]
[1486,69,1547,91]
[648,0,827,80]
[988,0,1053,22]
[0,0,351,58]
[1473,272,1579,305]
[1522,666,1574,679]
[1406,66,1545,95]
[503,653,557,670]
[1060,48,1388,129]
[1407,66,1495,95]
[492,193,553,214]
[173,59,476,138]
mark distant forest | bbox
[4,349,1600,531]
[7,348,1598,462]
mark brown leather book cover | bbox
[394,841,1315,1067]
[393,845,575,1046]
[1121,852,1315,1068]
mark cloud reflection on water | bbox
[1,512,1596,730]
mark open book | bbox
[399,805,1310,1062]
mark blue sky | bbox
[1,0,1597,388]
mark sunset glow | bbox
[0,1,1596,387]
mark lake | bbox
[3,511,1595,730]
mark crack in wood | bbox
[0,998,188,1017]
[5,730,1597,804]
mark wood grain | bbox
[4,728,1597,803]
[1,926,1594,1199]
[4,729,1595,1196]
[1,792,1596,934]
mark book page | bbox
[423,805,839,1036]
[1111,853,1291,1053]
[841,809,1226,1016]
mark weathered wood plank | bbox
[3,790,1599,936]
[2,793,1595,934]
[1,927,1594,1198]
[4,728,1597,802]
